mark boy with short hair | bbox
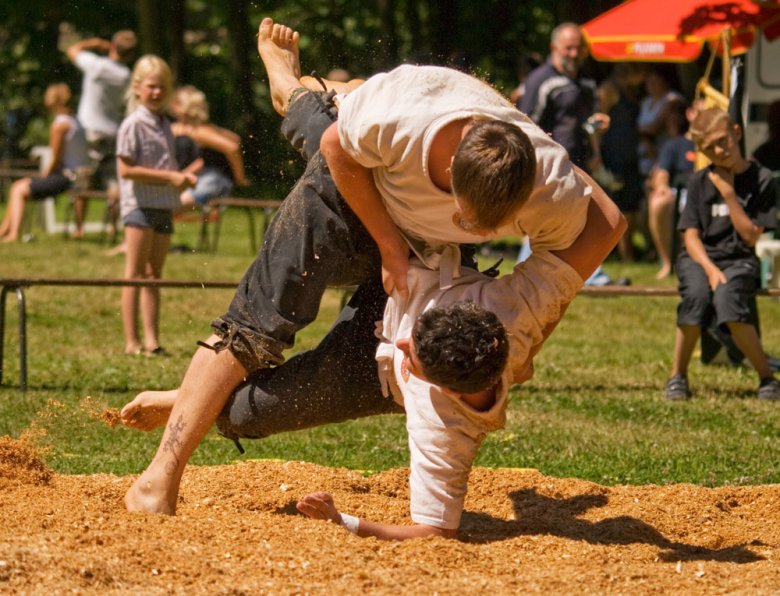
[664,107,780,401]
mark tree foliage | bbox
[0,0,621,193]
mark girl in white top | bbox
[0,83,88,242]
[116,55,196,356]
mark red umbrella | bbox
[582,0,780,62]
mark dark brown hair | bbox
[451,119,536,231]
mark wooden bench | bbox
[201,197,283,253]
[0,166,40,180]
[0,159,40,188]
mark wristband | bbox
[339,513,360,535]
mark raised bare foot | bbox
[121,390,177,431]
[124,472,177,515]
[257,17,302,116]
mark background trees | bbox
[0,0,621,195]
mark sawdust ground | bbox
[1,435,778,594]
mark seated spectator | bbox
[169,86,249,211]
[647,102,696,279]
[663,107,780,402]
[637,67,685,179]
[0,83,88,242]
[752,99,780,172]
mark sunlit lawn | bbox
[1,204,779,486]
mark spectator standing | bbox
[66,30,137,238]
[116,55,196,356]
[0,84,88,242]
[519,22,606,171]
[663,107,780,401]
[517,22,624,285]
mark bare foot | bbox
[124,342,143,356]
[121,390,177,431]
[257,17,302,116]
[124,471,177,515]
[655,264,672,280]
[104,241,127,257]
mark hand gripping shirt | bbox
[337,65,592,266]
[376,248,583,529]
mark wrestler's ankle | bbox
[125,473,178,515]
[287,87,309,109]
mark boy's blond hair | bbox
[689,107,732,147]
[126,54,173,114]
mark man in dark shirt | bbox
[517,22,623,286]
[518,22,603,170]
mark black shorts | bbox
[676,254,760,327]
[29,174,71,200]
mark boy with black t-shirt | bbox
[664,108,780,401]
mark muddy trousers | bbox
[210,91,382,372]
[211,91,401,439]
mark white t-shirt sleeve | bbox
[74,51,99,73]
[406,382,482,530]
[510,126,592,252]
[336,77,407,169]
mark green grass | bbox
[1,204,779,486]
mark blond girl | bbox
[116,55,196,355]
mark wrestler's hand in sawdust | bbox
[296,491,342,525]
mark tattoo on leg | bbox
[162,414,186,476]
